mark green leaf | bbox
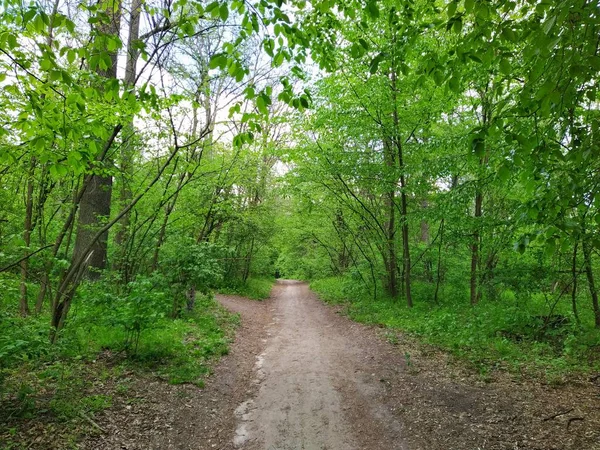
[273,51,285,67]
[447,1,457,18]
[209,54,228,70]
[452,17,462,33]
[366,1,379,19]
[498,165,510,182]
[448,76,460,92]
[219,3,229,21]
[350,43,365,59]
[40,57,52,71]
[468,53,482,63]
[369,53,385,74]
[49,70,62,81]
[543,15,556,35]
[499,58,511,75]
[256,95,268,115]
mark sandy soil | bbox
[82,280,600,450]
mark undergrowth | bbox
[0,283,238,449]
[311,277,600,382]
[219,277,274,300]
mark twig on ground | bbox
[543,408,574,421]
[567,417,584,431]
[567,417,584,430]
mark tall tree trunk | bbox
[582,237,600,328]
[71,0,121,279]
[470,190,482,305]
[114,0,142,278]
[390,67,412,307]
[383,139,398,298]
[434,219,445,304]
[72,174,113,279]
[19,158,35,316]
[571,241,580,325]
[471,89,490,306]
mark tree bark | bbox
[71,0,121,279]
[582,238,600,328]
[434,219,445,304]
[383,138,398,298]
[390,68,412,307]
[470,190,482,305]
[571,241,580,325]
[19,158,35,316]
[114,0,142,278]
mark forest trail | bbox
[229,279,405,450]
[83,280,600,450]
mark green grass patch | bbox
[311,277,600,381]
[0,289,239,449]
[219,277,274,300]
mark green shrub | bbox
[219,277,274,300]
[310,276,600,379]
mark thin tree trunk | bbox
[383,138,398,298]
[115,0,142,277]
[470,191,482,305]
[390,73,412,307]
[19,158,35,316]
[582,238,600,328]
[36,178,83,313]
[571,241,580,325]
[434,219,445,304]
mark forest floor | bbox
[81,280,600,450]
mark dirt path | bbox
[83,280,600,450]
[231,279,405,450]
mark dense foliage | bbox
[1,0,599,445]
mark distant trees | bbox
[0,0,306,338]
[1,0,599,347]
[276,0,600,327]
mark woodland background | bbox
[1,0,599,447]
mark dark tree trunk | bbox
[470,190,482,305]
[571,241,580,325]
[72,174,113,279]
[71,0,121,279]
[383,139,398,298]
[582,238,600,328]
[389,57,411,307]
